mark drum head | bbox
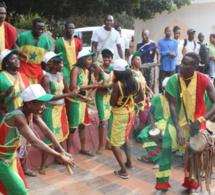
[190,132,207,151]
[149,128,161,136]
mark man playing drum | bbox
[137,77,178,169]
[154,52,215,195]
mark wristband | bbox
[197,116,206,124]
[18,52,23,56]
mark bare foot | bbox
[96,147,104,155]
[38,166,46,175]
[80,150,94,156]
[105,142,112,150]
[125,162,134,169]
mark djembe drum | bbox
[149,128,164,148]
[189,129,214,194]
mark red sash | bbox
[4,22,16,50]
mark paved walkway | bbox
[26,141,215,195]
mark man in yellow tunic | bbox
[17,18,52,84]
[54,22,82,86]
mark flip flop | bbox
[24,169,37,177]
[113,170,129,179]
[124,162,135,169]
[152,164,159,169]
[189,189,199,195]
[137,155,152,163]
[80,150,94,156]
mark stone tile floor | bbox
[26,142,215,195]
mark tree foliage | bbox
[3,0,191,21]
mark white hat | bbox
[109,59,129,71]
[22,84,55,102]
[0,49,18,63]
[101,48,114,57]
[43,51,62,64]
[77,50,95,59]
[162,77,170,87]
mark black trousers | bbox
[159,69,175,93]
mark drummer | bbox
[154,52,215,195]
[137,77,178,169]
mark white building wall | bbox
[134,1,215,49]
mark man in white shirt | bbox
[183,28,200,54]
[114,25,129,60]
[91,15,123,65]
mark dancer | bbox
[39,52,77,174]
[0,84,74,195]
[67,50,99,155]
[154,53,215,195]
[107,59,144,179]
[94,48,114,154]
[0,49,29,122]
[130,51,154,131]
[0,49,36,176]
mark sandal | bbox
[113,170,129,179]
[189,189,199,195]
[80,150,94,156]
[137,155,153,163]
[154,190,164,195]
[24,169,37,177]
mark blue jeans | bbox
[209,60,215,78]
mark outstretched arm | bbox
[15,114,74,164]
[41,75,77,100]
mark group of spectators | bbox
[136,26,215,94]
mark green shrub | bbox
[14,13,46,29]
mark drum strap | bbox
[177,74,193,124]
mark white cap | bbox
[77,50,95,59]
[43,52,62,64]
[101,48,114,57]
[109,59,129,71]
[129,55,133,65]
[162,77,170,87]
[0,49,18,63]
[22,84,55,102]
